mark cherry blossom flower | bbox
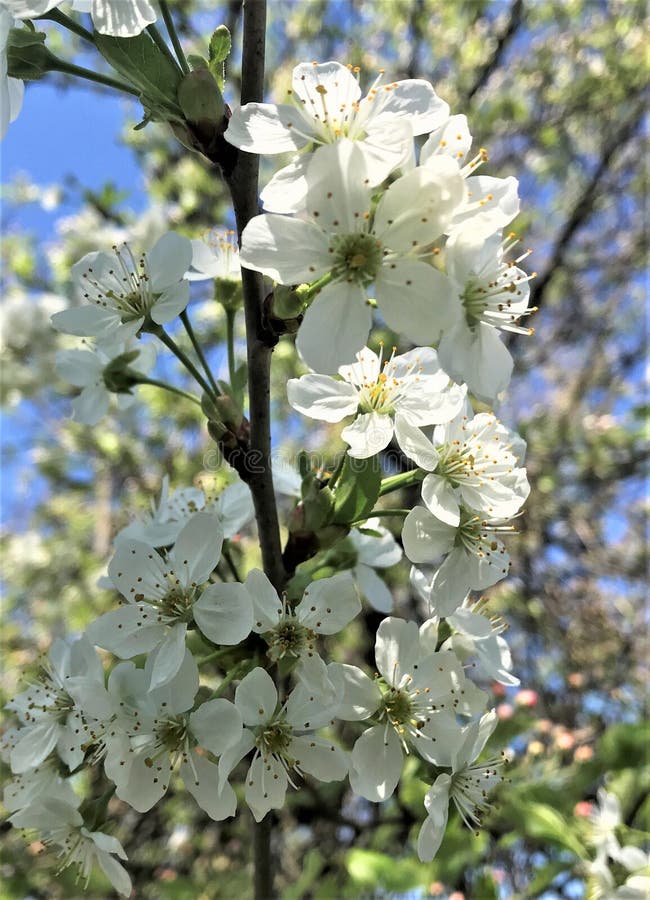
[226,60,449,214]
[402,505,514,616]
[10,795,132,896]
[417,710,502,862]
[218,666,348,821]
[348,518,403,612]
[187,228,241,281]
[0,8,24,140]
[55,338,156,425]
[287,344,465,459]
[51,232,192,342]
[438,227,535,401]
[6,636,112,774]
[240,140,465,373]
[87,512,253,689]
[4,0,156,37]
[336,617,487,802]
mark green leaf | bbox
[94,32,183,121]
[523,803,586,858]
[208,25,231,90]
[332,456,382,525]
[346,848,424,891]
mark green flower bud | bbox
[177,68,225,130]
[6,29,57,81]
[102,351,141,394]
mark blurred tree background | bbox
[1,1,648,897]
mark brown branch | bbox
[465,0,524,102]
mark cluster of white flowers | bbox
[5,58,536,892]
[585,789,650,899]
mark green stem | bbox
[211,659,253,698]
[152,326,215,398]
[223,544,243,582]
[51,58,140,96]
[327,454,346,490]
[197,646,234,666]
[134,376,201,406]
[226,308,237,385]
[298,271,334,304]
[379,469,426,496]
[180,309,220,395]
[146,22,182,72]
[159,1,190,74]
[351,508,411,526]
[40,8,95,43]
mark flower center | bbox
[381,686,415,725]
[330,232,382,285]
[256,716,294,761]
[267,618,314,663]
[80,243,157,322]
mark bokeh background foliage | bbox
[1,1,648,897]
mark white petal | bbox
[213,481,255,538]
[72,384,110,426]
[190,699,243,756]
[402,507,455,564]
[287,374,359,422]
[393,416,439,470]
[260,156,310,213]
[10,721,59,773]
[114,750,168,812]
[181,752,237,820]
[350,521,402,568]
[56,349,103,387]
[376,260,459,344]
[349,726,402,802]
[292,61,361,110]
[147,623,187,690]
[244,568,282,633]
[417,774,451,861]
[355,563,393,613]
[170,511,223,584]
[421,473,460,527]
[429,551,474,617]
[370,79,449,135]
[89,0,157,36]
[85,606,166,658]
[296,281,371,374]
[193,583,254,645]
[438,320,513,403]
[51,306,123,338]
[149,232,192,288]
[420,114,472,165]
[150,281,190,324]
[331,663,381,720]
[289,735,348,782]
[95,850,132,897]
[240,215,330,283]
[225,102,309,153]
[108,539,168,603]
[304,141,372,234]
[235,668,277,725]
[341,412,394,459]
[296,571,360,635]
[245,754,288,821]
[374,616,420,683]
[146,648,199,714]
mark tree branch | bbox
[465,0,524,102]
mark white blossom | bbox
[187,228,241,281]
[87,511,253,689]
[104,650,242,819]
[438,227,535,401]
[240,139,465,373]
[6,635,112,774]
[226,60,449,214]
[337,617,486,802]
[51,232,192,342]
[417,710,502,861]
[349,517,403,612]
[10,795,132,895]
[219,666,348,821]
[287,344,465,460]
[402,505,514,616]
[55,338,156,425]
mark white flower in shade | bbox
[2,760,78,813]
[420,412,529,528]
[87,512,253,689]
[420,114,520,237]
[115,475,205,547]
[240,140,465,373]
[236,569,360,679]
[589,788,624,861]
[438,227,535,402]
[218,666,348,822]
[51,232,192,342]
[4,1,156,37]
[1,9,24,141]
[402,506,514,616]
[336,617,486,803]
[6,636,112,774]
[349,517,403,612]
[410,570,519,686]
[104,651,242,820]
[226,60,449,214]
[200,477,255,539]
[10,796,132,896]
[187,228,241,281]
[417,710,502,862]
[55,338,156,426]
[287,344,466,460]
